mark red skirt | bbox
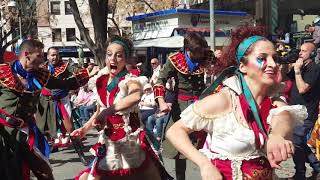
[211,156,273,180]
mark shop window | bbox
[52,28,62,42]
[66,28,76,41]
[50,1,61,15]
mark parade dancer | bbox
[71,36,172,180]
[153,32,211,180]
[36,47,97,165]
[166,26,307,180]
[0,39,93,179]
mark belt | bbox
[0,109,25,128]
[178,89,200,101]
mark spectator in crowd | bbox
[139,83,157,124]
[73,85,94,125]
[214,49,223,60]
[274,27,291,45]
[83,57,90,68]
[166,25,306,180]
[150,58,161,85]
[305,24,320,46]
[288,42,320,179]
[136,62,143,75]
[146,90,176,142]
[305,24,320,63]
[204,63,216,87]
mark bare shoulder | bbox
[195,88,233,116]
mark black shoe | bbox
[70,136,88,166]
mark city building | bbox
[127,8,252,76]
[36,0,95,58]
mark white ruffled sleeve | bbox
[266,105,308,126]
[114,75,149,115]
[180,102,217,132]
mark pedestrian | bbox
[71,36,172,180]
[288,42,320,179]
[153,32,210,180]
[166,25,307,180]
[0,39,94,179]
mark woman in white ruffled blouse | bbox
[71,36,171,180]
[166,26,308,180]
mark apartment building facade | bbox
[37,0,95,55]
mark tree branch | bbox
[0,29,14,46]
[107,17,121,36]
[69,0,95,51]
[140,0,156,12]
[3,35,19,50]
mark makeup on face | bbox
[255,56,267,69]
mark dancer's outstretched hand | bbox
[199,161,223,180]
[70,127,86,139]
[92,118,105,131]
[266,134,294,168]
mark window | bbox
[66,28,76,41]
[65,1,72,15]
[50,1,61,15]
[52,28,62,42]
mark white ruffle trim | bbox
[180,103,233,132]
[114,75,148,115]
[266,105,307,125]
[88,67,110,91]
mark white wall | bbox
[39,0,94,51]
[293,15,318,32]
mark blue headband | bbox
[112,40,130,58]
[236,36,265,64]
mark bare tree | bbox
[69,0,108,67]
[0,0,37,63]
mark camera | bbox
[276,49,300,64]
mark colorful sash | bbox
[12,60,42,91]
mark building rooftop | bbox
[126,8,248,21]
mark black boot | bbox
[70,136,88,166]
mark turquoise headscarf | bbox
[112,40,130,58]
[201,35,268,137]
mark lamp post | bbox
[209,0,215,51]
[7,0,22,39]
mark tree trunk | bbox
[0,48,4,63]
[93,49,106,67]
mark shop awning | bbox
[127,9,248,21]
[133,35,230,48]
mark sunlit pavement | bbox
[50,130,313,180]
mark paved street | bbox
[50,130,313,180]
